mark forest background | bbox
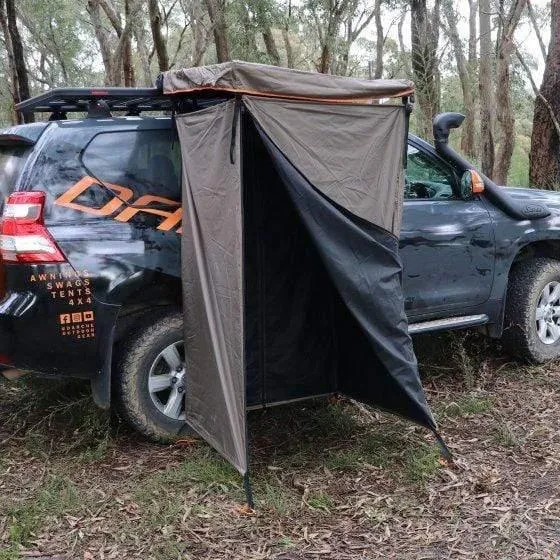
[1,0,559,188]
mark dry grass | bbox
[1,331,559,559]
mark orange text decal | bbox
[55,176,182,233]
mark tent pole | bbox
[402,95,414,169]
[230,96,242,164]
[433,430,453,463]
[243,472,255,509]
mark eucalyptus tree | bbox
[530,0,560,189]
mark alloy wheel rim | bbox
[535,281,560,345]
[148,341,186,420]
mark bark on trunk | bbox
[123,0,136,86]
[190,0,210,67]
[530,0,560,189]
[494,0,526,184]
[87,0,115,86]
[204,0,230,62]
[252,0,280,66]
[468,0,477,65]
[374,0,384,79]
[149,0,169,72]
[0,0,19,123]
[282,28,294,68]
[5,0,33,122]
[282,0,294,68]
[315,0,350,74]
[262,28,281,66]
[337,16,352,76]
[134,21,153,86]
[410,0,440,140]
[478,0,495,177]
[443,0,475,158]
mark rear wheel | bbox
[114,309,190,442]
[502,257,560,363]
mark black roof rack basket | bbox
[15,87,173,119]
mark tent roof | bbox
[160,61,414,103]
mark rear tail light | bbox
[1,192,66,263]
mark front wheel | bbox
[502,257,560,364]
[114,309,190,442]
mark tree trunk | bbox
[282,29,294,68]
[468,0,477,65]
[87,0,115,86]
[93,0,130,86]
[530,0,560,189]
[374,0,383,78]
[107,0,142,86]
[337,16,352,76]
[494,0,526,184]
[410,0,439,139]
[239,4,258,60]
[282,0,294,68]
[478,0,495,177]
[0,0,19,123]
[443,0,475,158]
[5,0,33,122]
[204,0,230,62]
[315,0,350,74]
[251,0,280,66]
[134,20,153,86]
[317,19,338,74]
[190,0,210,67]
[262,28,281,66]
[123,0,136,86]
[148,0,169,72]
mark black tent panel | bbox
[253,122,436,430]
[243,115,338,405]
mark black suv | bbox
[2,88,560,441]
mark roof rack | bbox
[15,87,172,120]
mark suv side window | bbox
[405,145,455,200]
[82,129,181,199]
[0,145,31,210]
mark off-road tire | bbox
[502,257,560,364]
[114,308,190,442]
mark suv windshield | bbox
[0,145,31,208]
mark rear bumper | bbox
[0,264,119,380]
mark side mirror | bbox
[460,169,485,200]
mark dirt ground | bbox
[0,331,559,559]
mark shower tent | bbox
[160,62,447,496]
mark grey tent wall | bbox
[176,100,248,475]
[243,96,406,235]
